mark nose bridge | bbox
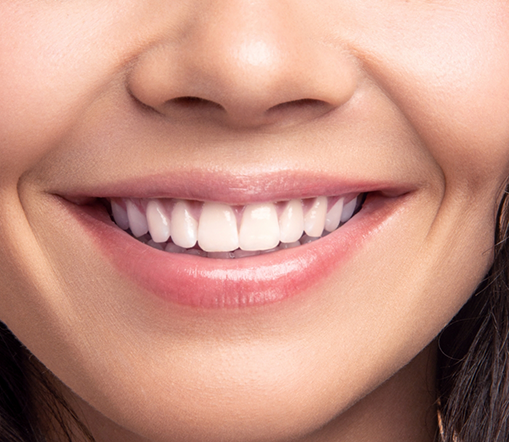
[128,0,358,126]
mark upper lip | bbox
[58,170,414,205]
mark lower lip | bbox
[63,194,402,308]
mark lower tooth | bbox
[233,249,261,258]
[208,252,235,259]
[186,248,207,257]
[147,240,164,250]
[301,234,319,244]
[279,241,300,249]
[165,243,185,254]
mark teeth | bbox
[147,239,164,250]
[171,200,198,249]
[111,199,130,230]
[165,243,185,254]
[146,200,171,243]
[239,203,280,251]
[325,198,344,232]
[110,193,363,257]
[126,199,149,237]
[198,203,239,252]
[279,199,304,243]
[341,197,358,223]
[303,196,327,237]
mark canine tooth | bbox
[126,199,149,237]
[146,200,171,243]
[171,200,198,248]
[239,203,280,251]
[325,198,344,232]
[304,196,327,237]
[111,199,130,230]
[279,199,304,243]
[341,197,357,223]
[198,203,239,252]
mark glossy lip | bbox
[59,187,409,308]
[60,170,409,204]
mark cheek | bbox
[355,4,509,193]
[0,2,138,181]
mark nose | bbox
[127,1,358,128]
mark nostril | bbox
[171,96,224,111]
[266,98,332,119]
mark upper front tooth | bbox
[146,200,171,243]
[126,199,149,237]
[325,198,344,232]
[279,199,304,243]
[239,203,280,251]
[304,196,327,237]
[340,197,357,223]
[198,202,239,252]
[111,199,130,230]
[171,200,198,248]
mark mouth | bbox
[59,174,410,308]
[105,194,365,259]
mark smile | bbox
[107,194,364,259]
[60,173,411,308]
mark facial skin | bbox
[1,1,509,441]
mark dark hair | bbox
[0,322,95,441]
[437,188,509,442]
[2,194,509,441]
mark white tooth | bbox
[146,200,171,243]
[239,203,280,251]
[279,199,304,243]
[171,200,198,248]
[340,197,358,223]
[111,199,130,230]
[198,202,239,252]
[126,199,149,237]
[325,198,344,232]
[304,196,327,237]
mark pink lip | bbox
[61,190,406,308]
[62,170,408,204]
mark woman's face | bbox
[1,1,509,441]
